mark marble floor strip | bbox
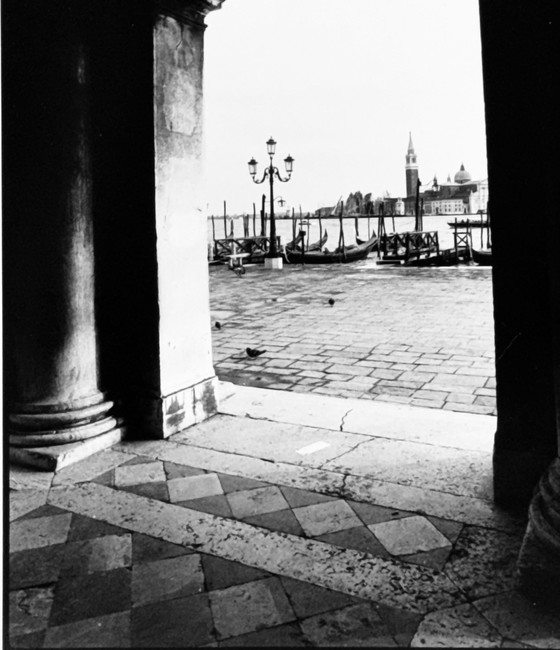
[48,482,466,614]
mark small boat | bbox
[291,230,329,253]
[284,234,378,265]
[472,248,492,265]
[447,219,489,229]
[285,230,306,252]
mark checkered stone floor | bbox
[8,386,560,647]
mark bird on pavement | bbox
[231,265,246,277]
[246,347,266,358]
[328,298,335,306]
[215,322,222,329]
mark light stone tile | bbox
[114,460,166,487]
[43,611,130,648]
[342,400,495,452]
[175,415,369,468]
[344,474,521,533]
[168,473,223,502]
[472,592,560,649]
[48,482,466,614]
[411,603,502,648]
[9,465,54,491]
[217,385,357,431]
[10,513,73,552]
[132,554,204,606]
[112,437,523,533]
[52,449,136,486]
[9,489,48,522]
[300,603,397,647]
[445,527,522,601]
[10,587,54,637]
[324,437,493,500]
[370,516,451,555]
[116,438,346,497]
[227,486,289,519]
[209,578,295,639]
[293,500,362,537]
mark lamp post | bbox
[248,137,294,270]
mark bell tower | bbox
[405,132,419,198]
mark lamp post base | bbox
[264,256,283,270]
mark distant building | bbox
[400,133,488,215]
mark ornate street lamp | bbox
[248,137,294,269]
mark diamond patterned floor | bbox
[8,385,559,648]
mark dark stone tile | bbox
[177,494,233,518]
[217,473,270,494]
[49,568,131,626]
[60,534,132,577]
[401,545,452,571]
[219,622,307,647]
[164,461,206,480]
[10,545,65,590]
[315,525,392,558]
[347,500,414,525]
[243,509,305,536]
[9,630,45,648]
[131,593,214,647]
[132,532,194,564]
[121,455,157,466]
[67,514,128,542]
[201,555,270,592]
[118,481,169,502]
[19,505,69,521]
[374,602,423,646]
[427,515,464,544]
[280,485,337,508]
[90,470,114,487]
[280,576,363,619]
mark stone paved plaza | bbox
[210,260,496,416]
[9,384,559,647]
[10,261,560,647]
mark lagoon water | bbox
[208,213,491,252]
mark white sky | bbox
[203,0,487,214]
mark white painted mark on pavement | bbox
[296,441,331,455]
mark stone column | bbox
[3,1,123,470]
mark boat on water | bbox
[289,230,328,253]
[284,234,378,265]
[447,219,489,229]
[472,248,492,265]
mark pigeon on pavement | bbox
[246,347,266,358]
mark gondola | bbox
[472,248,492,265]
[284,234,378,265]
[290,230,328,253]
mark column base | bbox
[9,425,126,472]
[264,256,283,270]
[516,458,560,607]
[129,375,219,439]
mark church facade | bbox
[400,133,489,215]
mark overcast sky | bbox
[203,0,487,215]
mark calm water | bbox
[208,213,491,252]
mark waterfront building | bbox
[402,134,489,215]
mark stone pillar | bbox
[148,1,226,437]
[479,0,560,604]
[3,0,124,470]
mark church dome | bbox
[454,163,472,184]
